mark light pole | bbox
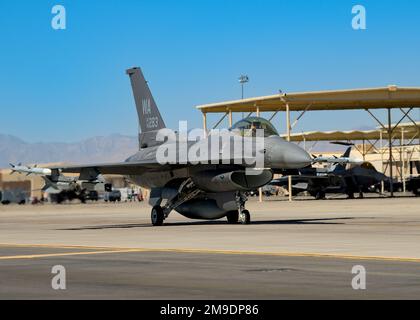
[238,75,249,118]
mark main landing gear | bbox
[239,209,251,225]
[150,178,201,226]
[151,205,165,226]
[226,192,251,225]
[226,210,239,224]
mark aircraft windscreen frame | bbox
[230,117,280,138]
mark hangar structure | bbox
[282,122,420,194]
[197,86,420,198]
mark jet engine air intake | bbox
[192,170,273,193]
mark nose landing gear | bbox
[239,209,251,225]
[234,192,251,225]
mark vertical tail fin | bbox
[332,147,352,173]
[126,67,166,148]
[341,147,352,158]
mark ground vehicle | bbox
[249,185,278,197]
[406,177,420,196]
[85,190,99,201]
[104,190,122,202]
[0,190,26,205]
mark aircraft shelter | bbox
[282,123,420,194]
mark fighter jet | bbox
[310,142,364,166]
[311,153,364,166]
[270,147,390,199]
[43,67,311,225]
[9,163,105,203]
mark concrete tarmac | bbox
[0,197,420,299]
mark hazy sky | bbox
[1,0,420,142]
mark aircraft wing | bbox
[50,156,257,179]
[51,160,173,177]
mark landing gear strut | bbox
[150,178,201,226]
[235,192,251,225]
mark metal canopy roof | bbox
[283,130,393,142]
[281,122,420,142]
[197,86,420,113]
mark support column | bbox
[362,139,366,161]
[402,128,406,193]
[203,113,207,137]
[284,102,292,201]
[228,110,233,127]
[286,103,291,142]
[380,130,385,194]
[288,175,292,202]
[380,131,384,172]
[388,108,394,197]
[256,105,263,202]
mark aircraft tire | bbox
[151,205,164,226]
[226,210,239,224]
[315,191,325,200]
[239,210,251,225]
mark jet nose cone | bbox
[284,146,313,168]
[266,137,312,169]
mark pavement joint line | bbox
[0,243,420,263]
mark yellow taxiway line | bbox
[0,243,419,263]
[0,249,144,260]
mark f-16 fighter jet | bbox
[10,163,104,203]
[44,67,311,225]
[270,146,390,199]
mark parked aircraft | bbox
[270,147,390,199]
[10,164,106,203]
[35,67,312,225]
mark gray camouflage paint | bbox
[56,67,312,221]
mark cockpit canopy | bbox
[360,162,378,171]
[349,161,378,171]
[230,117,279,137]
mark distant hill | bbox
[0,134,138,168]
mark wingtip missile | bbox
[312,156,364,165]
[8,163,52,176]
